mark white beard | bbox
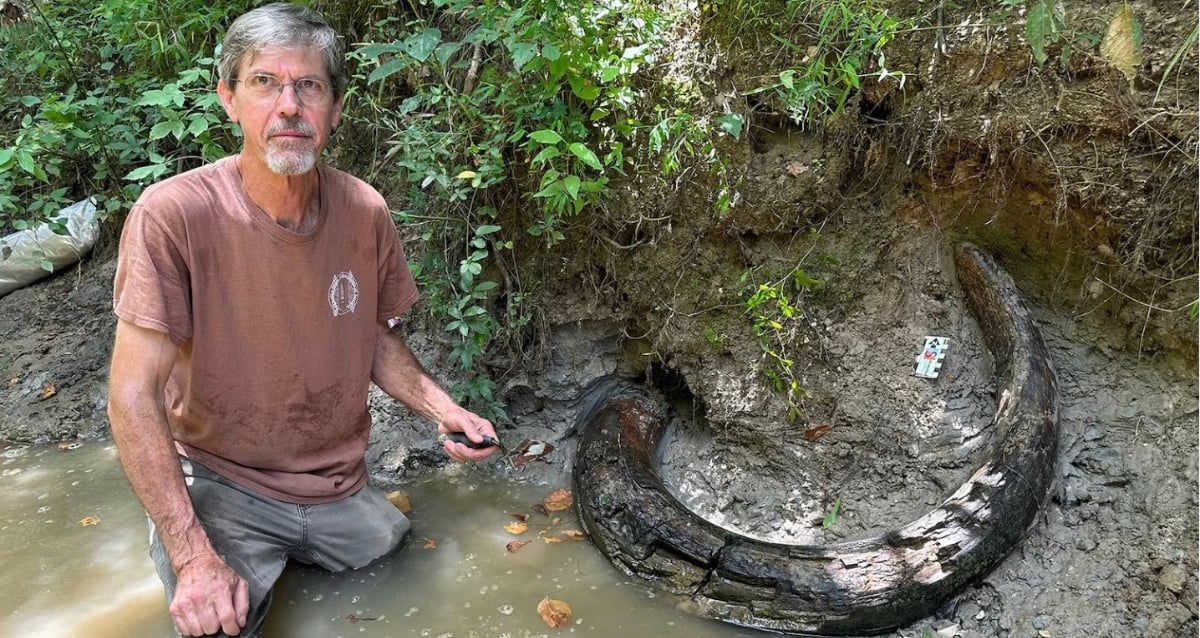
[266,146,317,176]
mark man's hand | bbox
[437,406,499,463]
[170,552,250,636]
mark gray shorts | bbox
[149,457,410,637]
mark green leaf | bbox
[16,151,36,176]
[405,28,442,62]
[567,143,603,170]
[532,147,562,164]
[476,224,502,235]
[599,66,621,83]
[568,74,602,101]
[1026,0,1061,67]
[718,113,744,139]
[356,42,405,60]
[124,163,168,181]
[0,148,13,167]
[822,497,841,529]
[435,41,464,67]
[186,116,209,139]
[542,43,561,61]
[529,129,564,145]
[780,69,796,90]
[149,120,177,141]
[563,174,582,199]
[509,42,539,71]
[138,85,186,108]
[368,58,411,84]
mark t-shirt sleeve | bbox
[376,213,418,322]
[112,202,194,344]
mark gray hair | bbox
[218,3,346,98]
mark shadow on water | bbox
[1,441,774,638]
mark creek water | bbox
[0,441,774,638]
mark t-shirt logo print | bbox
[328,271,360,316]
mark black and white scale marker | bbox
[913,336,950,379]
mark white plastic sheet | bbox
[0,198,99,298]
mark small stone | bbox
[1033,614,1051,629]
[1158,564,1186,593]
[1083,425,1105,441]
[1075,536,1098,551]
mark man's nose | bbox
[275,84,302,116]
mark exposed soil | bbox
[1,2,1196,636]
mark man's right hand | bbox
[170,552,250,636]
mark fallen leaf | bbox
[531,504,549,517]
[543,536,564,544]
[551,517,561,525]
[511,513,528,523]
[1100,2,1142,84]
[785,161,809,177]
[503,521,529,535]
[543,488,573,512]
[423,537,437,550]
[39,384,56,400]
[79,516,100,527]
[537,597,573,628]
[506,540,532,552]
[803,423,832,442]
[562,529,588,541]
[57,441,83,451]
[385,490,412,513]
[511,438,555,467]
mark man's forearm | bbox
[109,391,217,572]
[370,325,459,424]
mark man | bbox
[106,4,498,636]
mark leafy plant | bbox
[345,0,737,415]
[822,496,841,528]
[0,0,241,235]
[741,0,911,128]
[743,266,824,422]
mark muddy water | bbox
[0,441,773,638]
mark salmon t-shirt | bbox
[113,156,418,503]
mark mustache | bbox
[267,120,316,138]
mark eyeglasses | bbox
[231,73,332,104]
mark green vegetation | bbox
[0,0,244,234]
[2,0,910,417]
[741,243,829,422]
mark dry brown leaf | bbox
[503,521,529,535]
[79,516,100,527]
[39,384,56,400]
[562,529,588,541]
[57,441,83,451]
[1100,2,1142,84]
[385,490,412,513]
[543,488,573,512]
[537,597,573,628]
[542,536,564,544]
[531,503,549,517]
[506,539,532,553]
[423,537,437,550]
[803,423,832,442]
[511,513,528,522]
